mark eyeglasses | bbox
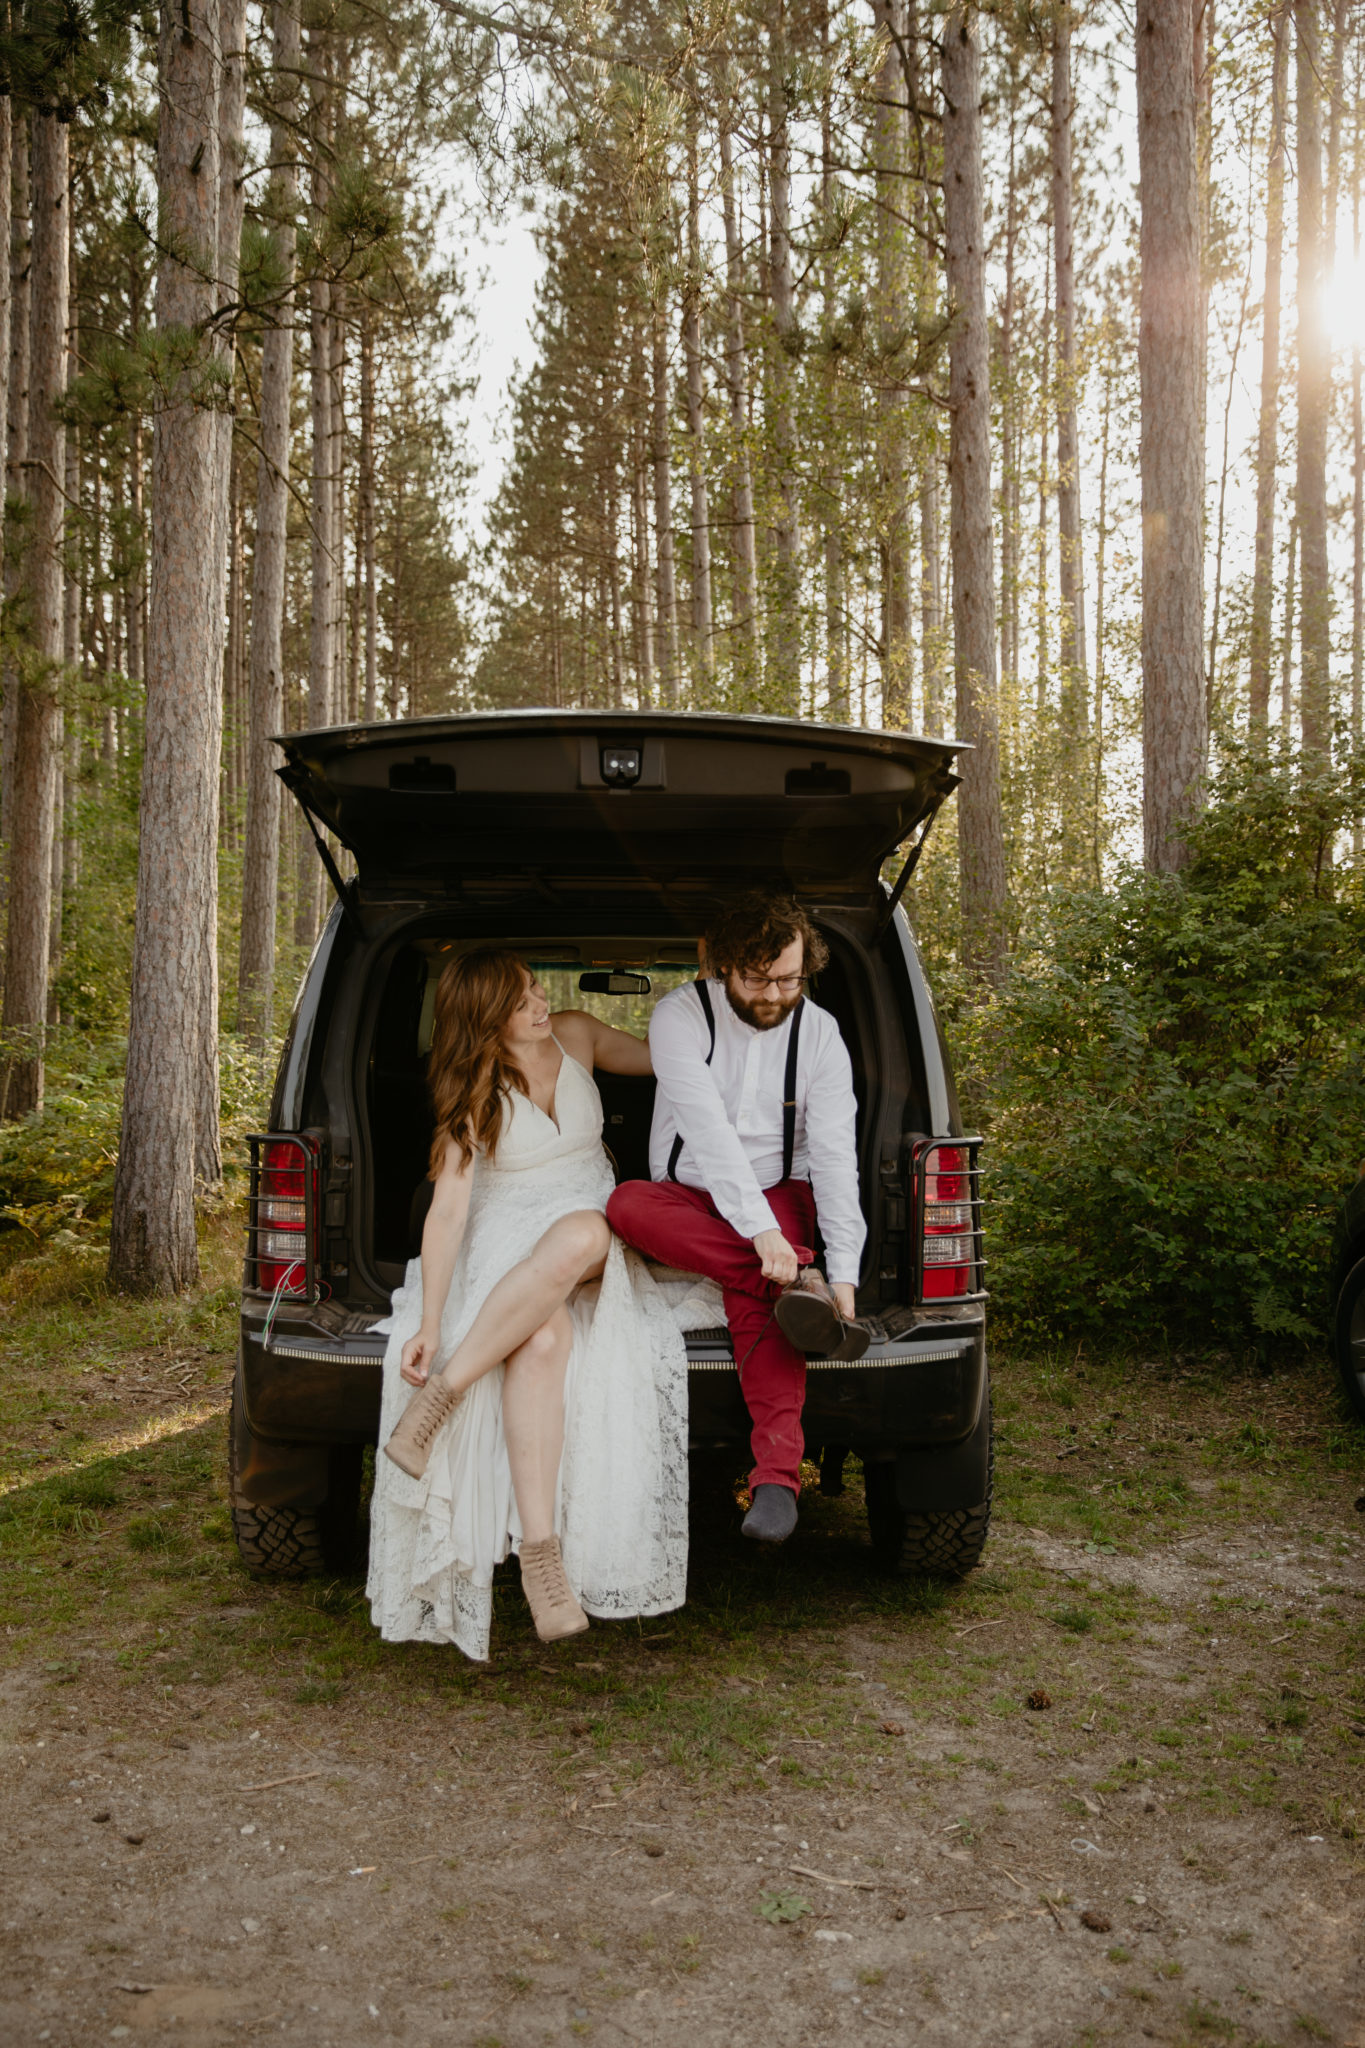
[738,971,806,996]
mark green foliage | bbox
[0,1027,272,1243]
[755,1889,811,1924]
[950,750,1365,1349]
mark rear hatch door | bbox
[276,710,963,899]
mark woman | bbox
[367,949,707,1660]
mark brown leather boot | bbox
[774,1267,873,1362]
[774,1267,843,1354]
[382,1376,464,1479]
[519,1535,590,1642]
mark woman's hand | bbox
[400,1329,441,1387]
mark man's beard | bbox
[725,980,802,1033]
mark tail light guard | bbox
[907,1134,985,1305]
[246,1132,322,1307]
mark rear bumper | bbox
[239,1310,387,1445]
[237,1309,987,1456]
[686,1318,986,1452]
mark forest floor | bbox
[1,1217,1364,2048]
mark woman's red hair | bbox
[427,949,533,1173]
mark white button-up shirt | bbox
[647,979,867,1285]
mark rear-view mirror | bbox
[579,971,652,995]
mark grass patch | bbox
[1,1234,1361,1849]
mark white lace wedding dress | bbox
[366,1039,719,1662]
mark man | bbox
[606,893,869,1544]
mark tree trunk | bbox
[194,0,245,1188]
[309,265,335,732]
[0,109,25,1000]
[1052,0,1088,762]
[360,297,378,721]
[0,91,10,599]
[718,90,761,685]
[683,116,713,689]
[1248,6,1287,733]
[607,467,625,708]
[632,445,655,707]
[1281,510,1297,735]
[1295,0,1330,762]
[819,36,848,725]
[299,34,333,946]
[1206,248,1250,724]
[908,0,945,737]
[2,114,68,1117]
[873,0,912,730]
[1351,100,1362,856]
[631,337,655,707]
[1093,327,1114,881]
[109,0,222,1294]
[50,289,79,1031]
[1135,0,1206,869]
[767,24,802,710]
[999,95,1020,697]
[1324,0,1347,248]
[650,303,679,703]
[127,413,145,681]
[920,454,945,734]
[330,292,347,718]
[1035,233,1051,716]
[238,0,300,1052]
[941,3,1007,976]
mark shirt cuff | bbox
[825,1265,861,1288]
[737,1198,781,1242]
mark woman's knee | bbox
[542,1210,608,1280]
[513,1314,568,1372]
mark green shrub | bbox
[0,1026,275,1247]
[951,748,1365,1349]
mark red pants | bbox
[605,1177,817,1495]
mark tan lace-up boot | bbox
[382,1377,464,1479]
[519,1535,590,1642]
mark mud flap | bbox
[230,1364,332,1511]
[893,1385,992,1512]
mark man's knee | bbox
[605,1180,657,1238]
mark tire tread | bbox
[228,1378,348,1579]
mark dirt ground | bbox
[2,1254,1364,2047]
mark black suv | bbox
[231,711,990,1580]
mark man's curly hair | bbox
[704,892,829,980]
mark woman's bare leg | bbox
[431,1209,610,1395]
[502,1307,573,1544]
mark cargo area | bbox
[357,924,899,1290]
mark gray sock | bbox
[741,1484,798,1544]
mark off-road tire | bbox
[1333,1256,1365,1427]
[230,1494,328,1577]
[862,1449,992,1579]
[229,1386,362,1578]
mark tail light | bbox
[246,1134,319,1300]
[914,1138,982,1301]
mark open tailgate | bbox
[276,710,963,898]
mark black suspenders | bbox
[781,997,804,1182]
[666,980,805,1186]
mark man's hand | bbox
[753,1228,800,1287]
[831,1282,857,1322]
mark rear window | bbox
[532,966,699,1040]
[412,951,703,1054]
